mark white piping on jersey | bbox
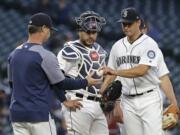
[61,50,80,60]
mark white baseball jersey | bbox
[108,34,168,95]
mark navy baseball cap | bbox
[29,13,58,31]
[118,8,140,23]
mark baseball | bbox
[96,69,104,76]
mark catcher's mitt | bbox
[103,80,122,101]
[163,104,180,130]
[100,80,122,112]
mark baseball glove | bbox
[163,104,180,130]
[100,80,122,112]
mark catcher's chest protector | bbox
[72,42,107,94]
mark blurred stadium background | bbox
[0,0,180,135]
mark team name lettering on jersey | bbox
[116,55,140,66]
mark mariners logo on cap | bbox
[147,50,156,59]
[122,10,128,17]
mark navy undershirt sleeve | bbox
[60,78,88,90]
[52,78,88,102]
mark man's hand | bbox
[99,66,117,76]
[86,72,102,86]
[63,99,83,111]
[163,104,180,130]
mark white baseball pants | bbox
[62,96,108,135]
[121,89,165,135]
[12,115,57,135]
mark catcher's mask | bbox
[75,11,106,32]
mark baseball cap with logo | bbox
[118,8,141,23]
[29,12,58,31]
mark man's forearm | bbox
[54,78,88,90]
[115,69,143,78]
[100,75,116,93]
[160,75,178,106]
[52,78,88,102]
[115,65,149,78]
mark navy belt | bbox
[125,89,154,97]
[75,93,101,101]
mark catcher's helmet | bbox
[75,11,106,32]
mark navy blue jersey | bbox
[8,43,65,122]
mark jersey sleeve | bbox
[139,41,159,67]
[41,52,65,84]
[157,49,169,77]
